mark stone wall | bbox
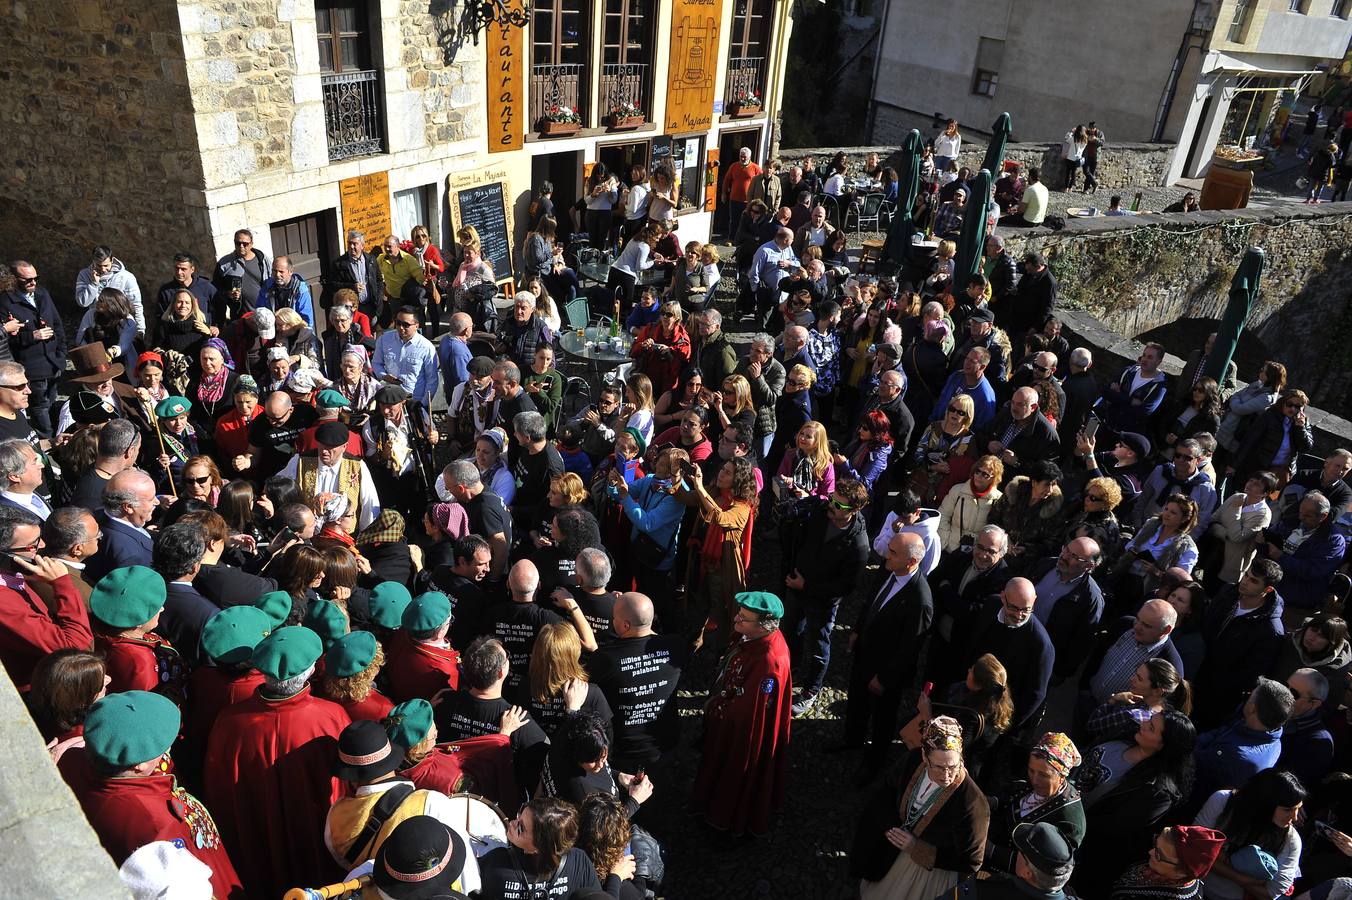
[0,0,213,309]
[996,202,1352,419]
[778,140,1175,191]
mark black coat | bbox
[1009,267,1057,335]
[0,287,67,379]
[1193,586,1285,726]
[849,750,989,882]
[1057,371,1101,446]
[850,568,933,693]
[978,408,1061,480]
[158,581,221,669]
[1023,557,1105,678]
[928,552,1012,683]
[321,328,376,381]
[1073,763,1186,898]
[988,251,1019,304]
[193,562,279,609]
[325,251,385,315]
[784,503,872,605]
[1232,406,1314,478]
[903,341,951,425]
[857,393,915,454]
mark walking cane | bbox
[150,413,178,500]
[283,875,369,900]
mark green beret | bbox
[154,395,191,418]
[316,389,352,410]
[369,582,413,630]
[326,631,379,678]
[201,606,272,666]
[302,599,348,650]
[84,691,181,768]
[385,698,434,750]
[253,591,293,630]
[402,592,451,633]
[624,426,647,455]
[89,566,167,630]
[251,626,323,680]
[735,591,784,618]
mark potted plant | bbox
[608,100,644,130]
[540,105,581,136]
[728,89,763,118]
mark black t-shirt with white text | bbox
[587,633,687,770]
[247,405,317,477]
[432,689,549,791]
[527,681,613,740]
[485,600,565,699]
[477,847,600,900]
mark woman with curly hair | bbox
[685,457,758,651]
[528,623,613,738]
[535,505,604,597]
[315,630,392,722]
[1065,474,1123,554]
[576,793,646,899]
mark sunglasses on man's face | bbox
[16,276,37,285]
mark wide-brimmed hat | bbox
[333,719,406,782]
[372,816,470,899]
[67,343,125,383]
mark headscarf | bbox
[196,337,236,406]
[921,715,964,754]
[356,509,406,548]
[428,502,470,541]
[1030,732,1081,778]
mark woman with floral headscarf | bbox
[334,346,381,412]
[185,338,239,453]
[851,716,990,897]
[984,732,1086,875]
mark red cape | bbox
[184,666,265,759]
[62,748,245,899]
[338,686,395,722]
[402,734,518,812]
[203,685,350,899]
[383,631,460,703]
[690,629,792,836]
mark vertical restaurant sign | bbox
[665,0,725,134]
[338,171,392,244]
[486,2,525,153]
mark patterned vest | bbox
[297,456,364,516]
[325,784,431,869]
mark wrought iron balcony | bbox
[723,55,766,108]
[600,62,649,121]
[321,69,386,161]
[530,63,587,128]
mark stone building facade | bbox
[2,0,799,316]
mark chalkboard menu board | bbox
[453,181,513,284]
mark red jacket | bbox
[184,666,264,760]
[0,573,91,691]
[629,322,691,395]
[383,631,460,703]
[62,748,245,899]
[213,405,261,459]
[204,686,350,899]
[402,734,518,813]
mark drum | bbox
[445,791,509,855]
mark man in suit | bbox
[979,387,1061,484]
[1193,557,1287,729]
[1,260,67,438]
[86,468,158,584]
[325,230,385,322]
[927,524,1012,688]
[35,507,100,605]
[841,529,932,784]
[0,438,50,520]
[1026,537,1105,682]
[154,522,220,669]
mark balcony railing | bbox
[600,62,649,121]
[321,69,386,161]
[723,55,766,109]
[531,63,587,128]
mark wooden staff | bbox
[282,875,369,900]
[150,414,178,499]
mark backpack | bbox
[1043,214,1067,231]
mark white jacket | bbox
[74,258,146,333]
[873,508,942,575]
[937,480,1002,553]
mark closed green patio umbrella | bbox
[953,168,993,294]
[982,112,1013,179]
[884,129,923,264]
[1204,246,1265,385]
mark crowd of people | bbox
[4,138,1352,899]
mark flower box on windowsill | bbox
[540,120,580,137]
[608,114,644,131]
[728,102,761,118]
